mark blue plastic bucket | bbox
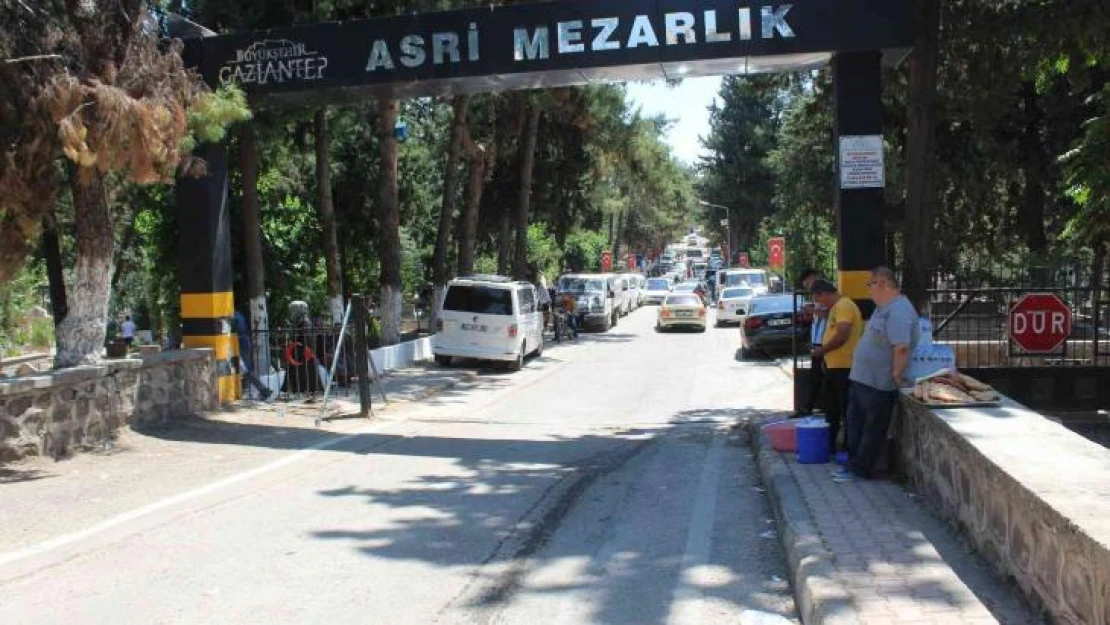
[796,417,830,464]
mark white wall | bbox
[369,336,433,374]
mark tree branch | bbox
[1,54,64,65]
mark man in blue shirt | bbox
[834,267,920,482]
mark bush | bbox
[29,318,53,349]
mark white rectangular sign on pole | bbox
[838,135,885,189]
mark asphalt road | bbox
[0,306,798,624]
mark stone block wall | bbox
[0,349,217,462]
[897,396,1110,625]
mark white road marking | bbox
[0,427,382,569]
[668,431,727,624]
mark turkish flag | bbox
[768,238,785,269]
[738,252,750,268]
[601,250,613,272]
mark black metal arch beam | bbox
[184,0,913,103]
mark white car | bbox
[656,292,707,332]
[622,273,644,309]
[642,277,672,305]
[433,275,544,371]
[715,286,756,326]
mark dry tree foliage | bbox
[0,0,213,283]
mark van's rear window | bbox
[444,286,513,315]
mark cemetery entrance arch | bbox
[173,0,914,399]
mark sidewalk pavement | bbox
[753,425,1042,625]
[0,363,479,553]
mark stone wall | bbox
[897,395,1110,625]
[0,349,217,462]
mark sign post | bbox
[1008,293,1072,353]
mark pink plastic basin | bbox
[762,420,798,452]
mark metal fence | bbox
[926,264,1110,368]
[243,325,359,401]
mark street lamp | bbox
[698,199,732,264]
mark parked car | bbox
[715,286,755,326]
[739,294,810,359]
[434,275,544,371]
[642,277,673,305]
[556,273,620,331]
[656,292,708,332]
[622,273,645,309]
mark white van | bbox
[717,268,770,296]
[622,273,645,309]
[433,275,544,371]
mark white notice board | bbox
[838,135,885,189]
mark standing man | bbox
[120,315,137,346]
[233,309,273,401]
[809,280,862,455]
[834,267,919,482]
[798,269,826,416]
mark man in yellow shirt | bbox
[810,280,863,455]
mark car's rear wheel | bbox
[435,355,452,366]
[535,335,544,357]
[509,343,525,372]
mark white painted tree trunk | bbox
[328,296,344,326]
[380,284,402,346]
[249,296,269,373]
[55,170,113,368]
[431,285,448,332]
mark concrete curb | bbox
[750,422,860,625]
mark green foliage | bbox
[185,84,252,149]
[525,222,562,280]
[563,230,609,273]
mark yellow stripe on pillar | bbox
[182,334,241,403]
[182,333,238,360]
[181,291,234,319]
[839,270,872,301]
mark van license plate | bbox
[768,319,791,327]
[462,323,488,332]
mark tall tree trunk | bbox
[513,101,541,280]
[612,211,624,261]
[1019,83,1049,256]
[55,170,113,368]
[457,141,488,277]
[110,204,140,290]
[433,95,470,324]
[41,209,68,328]
[376,98,403,346]
[497,206,512,275]
[239,123,269,356]
[315,109,344,323]
[902,0,940,310]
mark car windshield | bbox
[675,283,698,291]
[559,277,606,292]
[645,279,669,290]
[665,295,701,307]
[443,285,514,315]
[750,296,795,315]
[725,272,766,287]
[722,288,754,299]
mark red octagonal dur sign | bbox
[1009,293,1072,353]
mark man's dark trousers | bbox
[804,353,825,413]
[845,381,898,478]
[823,367,850,454]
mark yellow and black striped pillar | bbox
[176,143,240,403]
[833,51,885,319]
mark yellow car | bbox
[656,293,708,332]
